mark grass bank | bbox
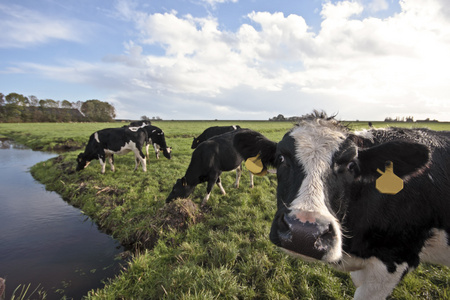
[1,121,449,299]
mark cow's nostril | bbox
[314,223,335,252]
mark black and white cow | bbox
[76,127,147,173]
[191,125,241,149]
[166,128,275,205]
[142,125,172,160]
[234,111,450,299]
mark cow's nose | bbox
[276,212,335,260]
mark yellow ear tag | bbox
[245,155,267,176]
[376,161,404,195]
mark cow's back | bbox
[194,125,240,147]
[189,130,243,173]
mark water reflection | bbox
[0,140,125,299]
[0,138,27,149]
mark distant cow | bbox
[234,111,450,299]
[166,129,275,205]
[76,127,147,173]
[142,125,172,160]
[191,125,241,149]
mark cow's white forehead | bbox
[288,119,346,212]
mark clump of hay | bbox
[132,198,203,251]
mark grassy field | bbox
[1,120,449,299]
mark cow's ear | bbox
[234,130,277,166]
[357,141,430,179]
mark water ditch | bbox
[0,139,125,299]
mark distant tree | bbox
[42,99,59,108]
[0,93,4,121]
[270,114,286,121]
[29,95,39,107]
[141,115,151,121]
[73,101,83,111]
[5,92,28,106]
[81,99,116,122]
[61,100,72,109]
[4,93,28,121]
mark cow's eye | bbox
[278,155,285,165]
[347,161,358,173]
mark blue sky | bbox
[1,0,449,121]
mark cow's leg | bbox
[202,192,211,206]
[98,154,107,174]
[133,148,147,172]
[249,171,254,188]
[351,258,409,300]
[234,165,242,188]
[108,154,115,172]
[145,143,150,160]
[202,175,223,206]
[216,176,226,195]
[153,144,160,159]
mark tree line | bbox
[0,92,116,123]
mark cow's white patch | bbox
[94,132,100,143]
[128,126,139,132]
[354,129,374,142]
[105,141,136,155]
[289,120,346,212]
[350,257,409,300]
[420,228,450,266]
[104,141,146,172]
[287,119,346,262]
[232,125,237,130]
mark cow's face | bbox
[267,119,430,264]
[76,153,90,171]
[270,120,347,263]
[163,147,172,159]
[191,137,200,149]
[166,177,195,203]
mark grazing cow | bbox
[233,111,450,299]
[166,129,275,205]
[142,125,172,160]
[76,127,147,173]
[191,125,241,149]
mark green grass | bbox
[1,120,450,299]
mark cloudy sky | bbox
[1,0,449,121]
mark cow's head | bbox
[191,137,200,149]
[162,147,172,159]
[166,177,195,203]
[76,153,90,171]
[234,112,430,263]
[151,130,172,159]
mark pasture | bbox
[1,120,449,299]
